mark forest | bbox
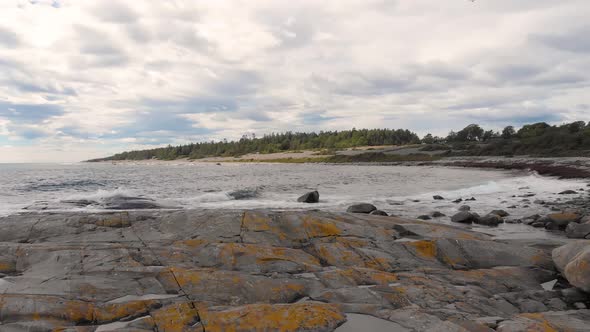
[88,121,590,161]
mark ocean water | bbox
[1,162,588,238]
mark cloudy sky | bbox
[0,0,589,162]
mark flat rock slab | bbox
[0,209,588,331]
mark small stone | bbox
[574,302,587,309]
[417,215,431,220]
[297,191,319,203]
[433,195,444,200]
[431,211,445,218]
[452,198,463,203]
[490,209,510,217]
[476,214,503,226]
[346,203,377,214]
[465,197,476,201]
[369,210,388,216]
[458,205,471,212]
[451,211,476,224]
[559,190,577,195]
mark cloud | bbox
[0,0,589,162]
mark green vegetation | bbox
[421,121,590,157]
[89,121,590,162]
[88,128,421,161]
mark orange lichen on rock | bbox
[218,243,321,271]
[519,313,559,332]
[241,211,272,231]
[406,240,437,259]
[151,302,200,331]
[200,302,346,332]
[0,260,16,273]
[302,217,342,238]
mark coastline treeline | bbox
[88,121,590,161]
[90,128,420,161]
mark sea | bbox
[1,162,588,239]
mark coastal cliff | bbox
[0,209,588,331]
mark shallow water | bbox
[0,162,587,239]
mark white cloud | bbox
[0,0,589,162]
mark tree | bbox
[456,124,484,142]
[501,126,515,139]
[422,133,434,144]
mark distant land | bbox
[88,121,590,163]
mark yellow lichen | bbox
[201,303,345,332]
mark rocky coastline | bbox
[0,206,589,331]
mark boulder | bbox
[369,210,388,216]
[566,223,590,239]
[458,205,471,212]
[545,213,581,229]
[431,211,445,218]
[297,191,320,203]
[559,190,578,195]
[476,214,503,226]
[490,209,510,217]
[346,203,377,214]
[451,211,477,224]
[432,195,444,200]
[553,242,590,292]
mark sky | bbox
[0,0,589,162]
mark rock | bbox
[451,211,477,224]
[458,205,471,212]
[465,197,477,201]
[346,203,377,214]
[476,214,503,226]
[531,222,545,228]
[490,209,510,217]
[533,199,545,204]
[507,205,517,209]
[452,198,462,203]
[297,191,320,203]
[432,195,444,200]
[566,222,590,239]
[369,210,388,216]
[559,190,578,195]
[431,211,445,218]
[545,213,581,229]
[553,241,590,292]
[0,209,579,330]
[417,215,431,220]
[102,195,163,210]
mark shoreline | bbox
[92,155,590,179]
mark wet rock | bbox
[458,205,471,212]
[417,215,431,220]
[490,209,510,217]
[433,195,445,200]
[565,222,590,239]
[545,213,581,229]
[452,198,463,203]
[431,211,445,218]
[476,214,503,227]
[451,211,477,224]
[369,210,388,216]
[532,222,546,228]
[559,190,578,195]
[297,191,320,203]
[102,195,162,210]
[465,197,477,201]
[346,203,377,214]
[507,205,517,209]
